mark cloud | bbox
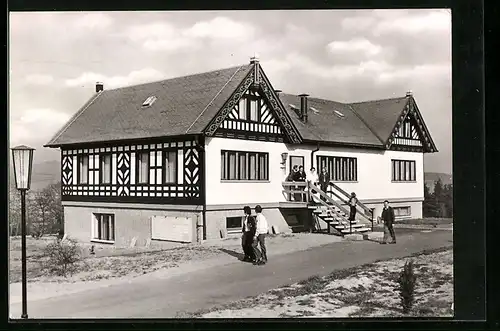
[340,9,451,35]
[126,17,255,52]
[74,13,114,29]
[327,38,383,56]
[374,10,451,35]
[65,68,167,89]
[185,16,255,39]
[10,108,71,144]
[25,74,54,85]
[377,63,451,84]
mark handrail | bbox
[329,181,374,217]
[282,181,309,203]
[309,183,350,229]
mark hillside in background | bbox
[9,160,60,192]
[424,172,453,193]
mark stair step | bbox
[341,227,371,234]
[335,223,365,229]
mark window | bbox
[164,151,176,183]
[237,96,260,122]
[78,155,89,184]
[226,216,243,233]
[100,154,112,184]
[142,96,157,108]
[250,99,259,121]
[92,213,115,242]
[221,150,269,181]
[392,160,416,182]
[238,98,247,120]
[394,206,411,217]
[137,152,149,183]
[317,156,357,181]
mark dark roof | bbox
[45,63,424,150]
[278,93,391,146]
[46,64,252,146]
[349,97,409,144]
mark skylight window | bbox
[310,106,320,114]
[334,110,345,118]
[289,104,298,110]
[142,96,157,108]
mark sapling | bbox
[397,260,417,314]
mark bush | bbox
[397,260,417,314]
[41,238,82,277]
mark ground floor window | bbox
[92,213,115,242]
[392,159,416,182]
[226,216,243,233]
[393,206,411,217]
[221,150,269,181]
[317,155,357,181]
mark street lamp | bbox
[11,145,35,319]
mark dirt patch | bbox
[191,248,454,318]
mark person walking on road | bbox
[241,206,256,262]
[381,200,397,244]
[252,205,269,265]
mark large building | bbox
[45,57,437,247]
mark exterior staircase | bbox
[308,182,373,236]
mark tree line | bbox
[423,178,453,218]
[9,181,64,238]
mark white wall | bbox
[287,145,424,201]
[205,137,288,205]
[205,137,424,205]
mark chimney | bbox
[274,89,282,95]
[406,90,413,98]
[96,82,104,93]
[299,94,309,122]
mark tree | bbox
[432,179,446,218]
[31,182,63,238]
[442,184,454,218]
[423,183,438,217]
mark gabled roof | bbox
[46,64,253,146]
[45,62,436,152]
[278,93,389,147]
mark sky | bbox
[9,9,452,174]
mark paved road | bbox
[10,229,452,318]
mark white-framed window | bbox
[394,206,411,217]
[317,155,357,182]
[221,150,269,181]
[100,154,112,184]
[137,152,149,184]
[92,213,115,242]
[164,151,176,183]
[78,155,89,184]
[226,216,243,233]
[392,160,416,182]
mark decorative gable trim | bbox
[386,97,438,153]
[204,63,302,144]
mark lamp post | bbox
[11,145,35,319]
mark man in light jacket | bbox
[252,205,269,265]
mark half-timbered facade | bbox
[45,56,437,247]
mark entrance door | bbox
[289,155,304,174]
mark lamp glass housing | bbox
[11,145,35,190]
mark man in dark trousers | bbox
[297,166,307,201]
[381,200,396,244]
[241,206,256,262]
[348,192,358,222]
[318,167,330,200]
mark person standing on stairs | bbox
[252,205,269,265]
[297,166,307,202]
[307,167,319,203]
[381,200,397,244]
[318,167,330,201]
[348,192,358,223]
[241,206,256,262]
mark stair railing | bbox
[282,181,309,203]
[328,182,374,226]
[309,182,350,232]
